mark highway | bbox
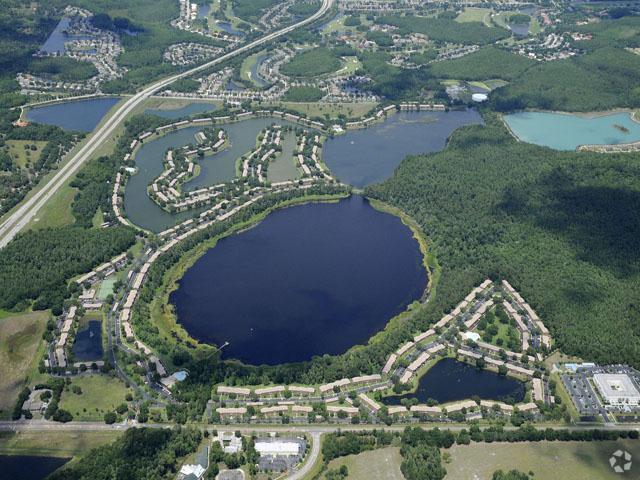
[0,0,334,248]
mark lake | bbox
[170,196,427,365]
[323,110,482,188]
[25,97,120,132]
[72,319,103,362]
[503,111,640,150]
[198,3,211,17]
[144,102,218,119]
[217,21,244,36]
[39,17,93,55]
[0,455,69,480]
[124,117,298,232]
[383,358,525,405]
[249,53,270,87]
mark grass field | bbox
[324,447,404,480]
[335,56,362,76]
[27,183,78,231]
[0,311,48,417]
[260,101,377,120]
[6,140,47,170]
[445,440,640,480]
[267,132,300,183]
[59,375,131,421]
[0,431,121,458]
[456,7,494,27]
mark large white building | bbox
[593,374,640,406]
[255,441,301,456]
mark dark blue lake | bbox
[170,196,427,365]
[0,455,69,480]
[384,358,525,405]
[25,97,120,132]
[72,320,103,362]
[323,110,482,188]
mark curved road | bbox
[0,0,333,248]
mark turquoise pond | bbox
[503,111,640,151]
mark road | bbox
[0,0,334,248]
[289,431,321,480]
[2,419,638,434]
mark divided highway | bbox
[0,0,333,248]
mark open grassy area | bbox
[5,140,47,170]
[0,311,48,417]
[445,440,640,479]
[260,101,377,120]
[27,183,78,231]
[267,131,300,183]
[324,447,404,480]
[281,48,342,78]
[335,56,362,76]
[456,7,494,27]
[0,431,122,458]
[59,375,131,421]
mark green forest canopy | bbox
[366,114,640,368]
[48,427,201,480]
[375,14,509,45]
[0,226,136,313]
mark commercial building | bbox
[593,374,640,406]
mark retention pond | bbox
[383,358,525,405]
[25,97,120,132]
[503,111,640,150]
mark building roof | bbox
[593,374,640,400]
[255,441,301,456]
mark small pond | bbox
[503,111,640,150]
[0,455,69,480]
[25,97,120,132]
[217,21,244,36]
[383,358,526,405]
[72,319,103,362]
[170,196,427,365]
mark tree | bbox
[492,469,531,480]
[104,412,117,424]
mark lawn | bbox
[0,311,48,417]
[59,374,131,421]
[456,7,494,27]
[335,56,362,76]
[445,440,640,480]
[261,101,377,120]
[324,447,404,480]
[5,140,47,170]
[0,431,122,458]
[280,48,342,78]
[27,183,78,231]
[267,132,300,183]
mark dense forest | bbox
[427,47,536,81]
[47,427,202,480]
[375,13,509,45]
[366,114,640,368]
[492,47,640,112]
[0,226,135,313]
